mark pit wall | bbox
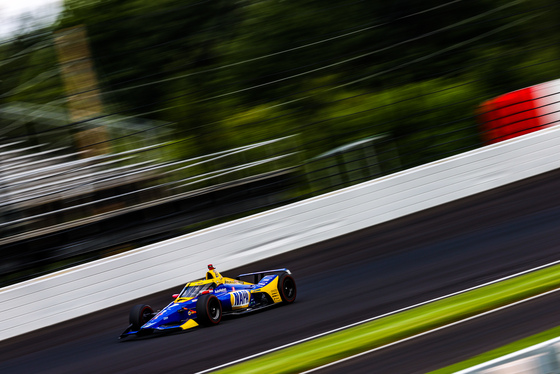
[2,125,560,341]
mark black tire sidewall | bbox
[129,304,153,329]
[196,294,222,326]
[278,274,297,303]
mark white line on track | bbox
[301,286,560,373]
[195,259,560,374]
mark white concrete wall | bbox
[2,125,560,341]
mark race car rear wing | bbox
[236,268,291,283]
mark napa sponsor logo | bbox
[231,290,250,308]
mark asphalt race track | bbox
[316,290,560,373]
[1,169,560,374]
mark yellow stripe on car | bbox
[253,276,282,303]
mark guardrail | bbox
[456,337,560,374]
[2,125,560,341]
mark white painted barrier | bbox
[2,125,560,341]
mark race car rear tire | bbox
[196,294,222,326]
[129,304,154,329]
[278,274,297,304]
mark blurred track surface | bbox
[1,169,560,373]
[314,290,560,374]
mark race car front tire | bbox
[278,274,297,304]
[129,304,154,329]
[196,294,222,326]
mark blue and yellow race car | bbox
[119,265,296,339]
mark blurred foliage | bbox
[1,0,560,173]
[4,0,560,283]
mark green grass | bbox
[215,263,560,374]
[429,325,560,373]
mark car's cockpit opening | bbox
[179,283,216,298]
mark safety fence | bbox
[2,121,560,341]
[2,1,560,284]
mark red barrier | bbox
[479,79,560,144]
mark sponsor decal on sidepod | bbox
[231,290,250,307]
